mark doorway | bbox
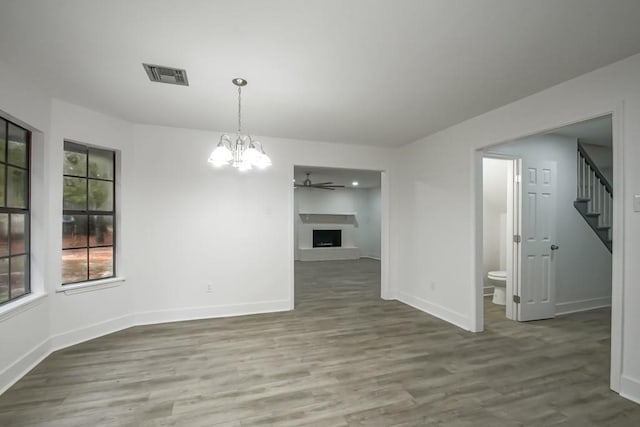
[482,156,518,322]
[481,117,612,324]
[292,166,385,307]
[476,114,615,382]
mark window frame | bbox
[0,117,31,306]
[61,140,116,285]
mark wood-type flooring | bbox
[0,259,638,426]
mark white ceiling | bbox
[550,115,612,147]
[294,166,381,189]
[1,1,640,147]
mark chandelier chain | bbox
[237,86,242,134]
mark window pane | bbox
[0,214,7,257]
[62,248,88,284]
[0,118,6,163]
[7,124,27,167]
[0,119,29,304]
[88,149,114,180]
[61,142,115,287]
[10,214,26,254]
[10,254,27,298]
[0,258,8,303]
[63,177,87,210]
[88,180,113,211]
[89,215,113,246]
[0,164,5,206]
[63,149,87,177]
[6,167,27,208]
[89,247,113,280]
[63,214,88,249]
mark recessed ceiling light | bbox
[352,181,359,186]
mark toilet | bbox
[488,270,507,305]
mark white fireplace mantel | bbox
[298,212,356,225]
[297,212,360,261]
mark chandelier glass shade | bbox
[208,78,271,170]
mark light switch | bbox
[635,194,640,212]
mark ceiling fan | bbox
[294,172,344,190]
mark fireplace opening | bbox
[313,229,342,248]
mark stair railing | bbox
[577,142,613,238]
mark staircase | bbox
[574,142,612,252]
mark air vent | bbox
[143,63,189,86]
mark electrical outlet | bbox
[634,194,640,212]
[206,283,213,293]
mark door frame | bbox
[471,107,624,393]
[289,165,391,307]
[480,154,520,321]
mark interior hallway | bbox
[0,259,638,426]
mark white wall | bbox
[48,99,135,344]
[361,188,382,259]
[0,59,52,395]
[0,91,136,393]
[294,187,381,260]
[390,52,640,402]
[128,124,392,323]
[482,158,508,292]
[489,135,612,312]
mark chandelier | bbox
[207,78,272,171]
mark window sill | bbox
[56,277,126,295]
[0,293,48,322]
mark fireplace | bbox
[313,229,342,248]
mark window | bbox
[62,141,115,285]
[0,117,30,305]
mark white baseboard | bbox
[620,375,640,405]
[0,338,51,395]
[483,286,494,297]
[555,296,612,316]
[1,315,135,396]
[299,247,360,261]
[49,314,135,351]
[1,299,292,396]
[397,291,470,331]
[134,299,292,326]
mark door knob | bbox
[550,244,559,250]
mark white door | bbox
[517,160,558,321]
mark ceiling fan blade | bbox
[315,186,335,190]
[319,185,345,188]
[312,182,333,186]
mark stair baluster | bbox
[573,142,612,253]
